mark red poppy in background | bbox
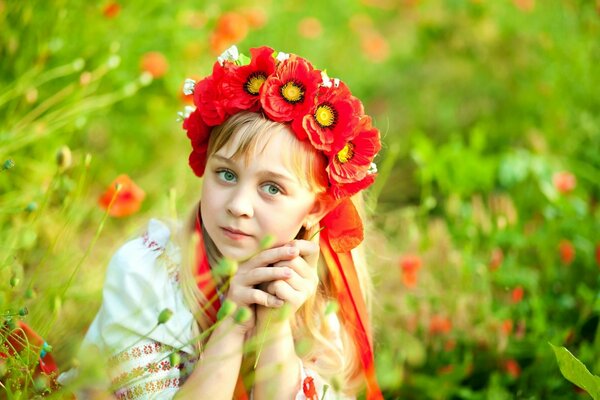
[553,171,576,194]
[140,51,168,78]
[298,17,323,39]
[298,81,362,151]
[504,359,521,378]
[429,315,452,335]
[260,55,321,124]
[210,12,249,54]
[241,8,267,29]
[558,239,575,266]
[511,286,524,303]
[98,175,145,217]
[103,2,121,18]
[360,30,390,63]
[501,319,514,336]
[489,247,504,271]
[399,254,422,289]
[194,62,228,126]
[513,0,535,12]
[595,244,600,267]
[221,46,276,114]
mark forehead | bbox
[215,125,301,177]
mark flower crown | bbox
[181,45,381,201]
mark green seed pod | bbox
[274,303,292,322]
[24,202,38,213]
[217,299,237,321]
[259,234,276,249]
[56,146,72,170]
[233,306,252,324]
[214,257,238,277]
[2,159,15,171]
[169,352,181,367]
[5,318,16,331]
[9,276,20,288]
[157,308,173,324]
[18,307,28,316]
[324,300,339,315]
[24,287,36,299]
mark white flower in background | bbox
[368,162,378,174]
[177,105,195,121]
[183,79,196,95]
[276,51,290,62]
[218,45,239,65]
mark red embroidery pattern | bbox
[303,376,318,400]
[115,378,180,400]
[142,231,162,251]
[108,342,164,367]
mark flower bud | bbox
[18,307,28,316]
[56,146,72,170]
[157,308,173,324]
[213,257,238,277]
[259,234,276,250]
[9,276,20,288]
[169,352,181,367]
[217,299,237,321]
[233,306,252,324]
[324,300,339,315]
[25,202,38,213]
[2,159,15,171]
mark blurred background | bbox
[1,0,599,398]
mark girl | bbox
[71,46,383,399]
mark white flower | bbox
[176,105,195,121]
[276,51,290,62]
[183,78,196,95]
[217,45,239,65]
[321,71,332,88]
[368,162,378,174]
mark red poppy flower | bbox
[296,81,362,152]
[504,359,521,378]
[595,244,600,267]
[511,286,524,303]
[210,12,249,55]
[221,46,276,114]
[558,239,575,265]
[98,175,145,217]
[327,116,380,198]
[489,247,504,271]
[302,376,318,400]
[103,2,121,18]
[260,55,321,125]
[429,315,452,335]
[399,254,422,289]
[183,109,211,177]
[553,171,576,194]
[194,62,229,126]
[140,52,168,78]
[501,319,513,336]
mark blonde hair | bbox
[178,112,374,396]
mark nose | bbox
[226,186,254,218]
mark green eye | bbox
[217,170,236,182]
[262,184,281,196]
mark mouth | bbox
[221,227,253,240]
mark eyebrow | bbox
[211,155,298,184]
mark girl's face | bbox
[201,126,323,261]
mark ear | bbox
[304,194,335,229]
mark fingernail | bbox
[287,247,297,255]
[275,299,284,306]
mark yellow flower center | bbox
[315,104,336,128]
[281,81,304,104]
[245,73,266,95]
[336,143,354,163]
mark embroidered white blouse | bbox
[72,218,353,400]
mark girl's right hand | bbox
[224,244,300,332]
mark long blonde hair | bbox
[177,112,374,396]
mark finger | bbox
[289,240,320,267]
[267,280,302,304]
[240,245,300,271]
[244,266,293,286]
[273,258,312,280]
[246,288,284,308]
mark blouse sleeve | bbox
[79,219,197,399]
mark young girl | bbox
[72,46,383,399]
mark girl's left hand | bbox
[262,239,320,314]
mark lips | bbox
[221,226,253,240]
